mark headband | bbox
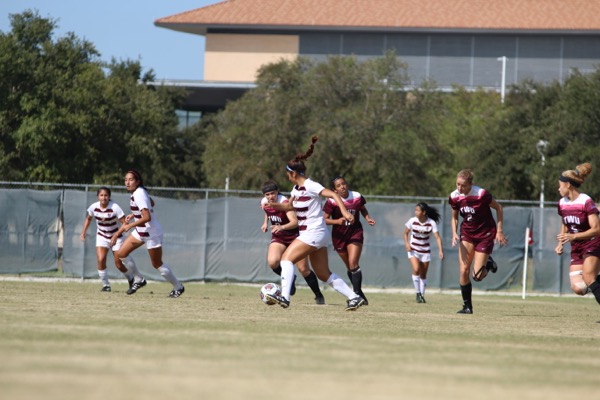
[559,175,581,187]
[261,183,278,194]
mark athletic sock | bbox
[589,278,600,305]
[121,257,143,282]
[412,274,421,294]
[349,267,363,292]
[420,278,427,296]
[460,282,473,309]
[158,264,182,290]
[280,260,295,300]
[303,270,322,296]
[327,272,357,299]
[98,269,109,286]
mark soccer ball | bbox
[260,283,281,305]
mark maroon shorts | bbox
[570,238,600,265]
[271,234,296,247]
[332,229,364,253]
[460,229,496,254]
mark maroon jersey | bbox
[558,193,600,262]
[323,190,366,250]
[261,194,299,244]
[449,185,497,241]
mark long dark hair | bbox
[286,136,318,175]
[417,202,441,224]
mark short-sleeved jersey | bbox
[405,216,438,254]
[261,194,299,240]
[558,193,600,259]
[130,187,162,237]
[558,193,599,235]
[86,201,125,240]
[291,178,326,232]
[449,185,496,240]
[323,190,366,238]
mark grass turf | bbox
[0,280,599,400]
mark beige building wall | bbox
[205,34,299,82]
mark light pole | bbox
[497,56,507,103]
[536,140,549,259]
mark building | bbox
[155,0,600,117]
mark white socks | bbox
[98,269,109,286]
[280,260,295,300]
[158,264,182,290]
[327,273,357,299]
[412,274,421,293]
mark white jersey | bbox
[405,216,438,254]
[290,178,326,232]
[130,187,162,238]
[86,201,125,240]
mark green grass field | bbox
[1,280,599,400]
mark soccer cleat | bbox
[168,286,185,298]
[486,257,498,273]
[457,305,473,314]
[290,275,297,296]
[420,294,427,304]
[416,293,423,303]
[126,278,147,295]
[101,285,111,292]
[345,296,365,311]
[265,293,290,308]
[127,278,134,289]
[314,293,326,305]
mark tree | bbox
[0,10,199,187]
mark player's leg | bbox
[309,247,364,310]
[346,242,368,304]
[419,260,430,302]
[96,246,111,291]
[582,256,600,304]
[296,257,325,304]
[147,242,185,298]
[457,241,475,314]
[408,253,422,302]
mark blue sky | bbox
[0,0,223,80]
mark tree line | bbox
[2,11,600,202]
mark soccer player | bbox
[323,176,375,304]
[260,180,326,304]
[80,187,145,292]
[261,136,365,311]
[555,163,600,305]
[403,202,444,304]
[449,169,507,314]
[111,169,185,298]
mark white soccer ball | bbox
[260,283,281,305]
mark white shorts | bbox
[297,227,331,249]
[131,230,163,249]
[96,235,124,252]
[408,251,431,263]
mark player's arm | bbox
[555,223,568,255]
[80,214,92,241]
[320,188,354,224]
[451,208,459,247]
[433,231,444,260]
[272,210,299,233]
[361,206,376,226]
[403,227,412,253]
[490,199,508,246]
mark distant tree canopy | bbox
[3,11,600,201]
[0,10,201,187]
[202,55,600,201]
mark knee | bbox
[570,271,588,295]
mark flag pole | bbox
[522,227,531,299]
